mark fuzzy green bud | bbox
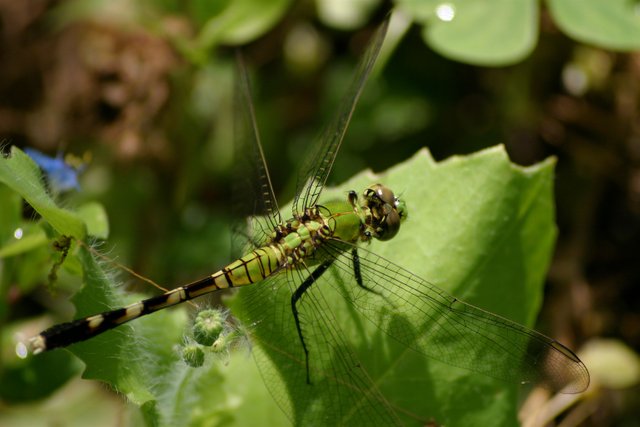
[193,309,225,346]
[182,344,205,367]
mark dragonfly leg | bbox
[291,260,333,385]
[351,248,383,297]
[348,190,358,206]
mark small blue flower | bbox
[24,148,84,193]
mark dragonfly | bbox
[29,16,590,426]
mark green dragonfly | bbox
[30,16,589,425]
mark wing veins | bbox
[293,17,390,214]
[235,51,282,228]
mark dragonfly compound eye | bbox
[365,184,396,205]
[375,208,400,241]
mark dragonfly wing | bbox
[232,268,404,426]
[321,241,590,394]
[292,16,390,215]
[232,52,282,255]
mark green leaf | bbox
[35,146,557,426]
[580,338,640,389]
[66,247,200,414]
[0,147,86,240]
[0,348,82,402]
[397,0,538,66]
[548,0,640,51]
[0,183,21,242]
[363,145,556,426]
[0,226,47,259]
[231,145,557,426]
[76,202,110,239]
[188,0,230,27]
[197,0,292,47]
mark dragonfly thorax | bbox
[266,184,407,269]
[272,207,333,267]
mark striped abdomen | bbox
[31,246,284,353]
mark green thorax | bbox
[266,184,408,267]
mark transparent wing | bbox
[231,52,282,255]
[320,241,590,394]
[233,268,405,426]
[232,219,589,426]
[292,16,389,215]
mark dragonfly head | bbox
[363,184,407,241]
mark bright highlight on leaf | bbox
[435,3,455,22]
[398,0,640,65]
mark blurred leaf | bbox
[189,0,231,26]
[548,0,640,51]
[76,202,110,239]
[0,377,130,426]
[197,0,293,47]
[316,0,381,29]
[0,147,86,240]
[50,0,141,29]
[0,226,47,259]
[581,339,640,389]
[0,183,21,320]
[0,350,81,402]
[2,226,52,293]
[0,184,21,242]
[398,0,538,66]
